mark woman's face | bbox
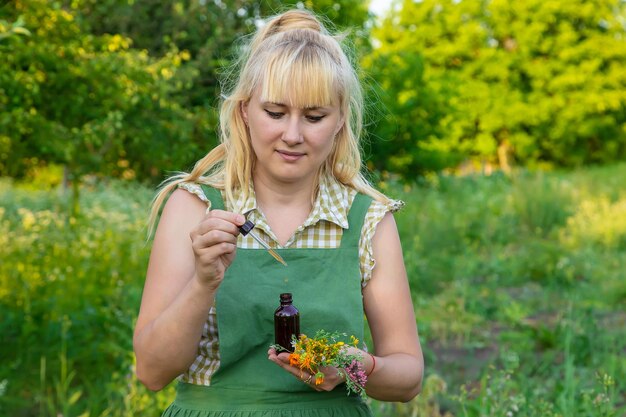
[242,88,343,186]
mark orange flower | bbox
[289,353,300,366]
[315,374,324,385]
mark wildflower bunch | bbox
[280,330,368,398]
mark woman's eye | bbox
[306,115,325,122]
[264,110,283,119]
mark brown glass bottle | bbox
[274,293,300,352]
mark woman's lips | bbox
[276,150,305,161]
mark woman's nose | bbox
[282,116,304,145]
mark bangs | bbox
[257,44,341,108]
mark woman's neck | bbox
[252,172,318,245]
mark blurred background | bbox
[1,0,625,416]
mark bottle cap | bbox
[280,293,293,303]
[239,220,255,236]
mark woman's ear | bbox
[241,101,249,126]
[334,116,345,137]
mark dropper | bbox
[239,220,288,266]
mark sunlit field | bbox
[1,164,625,416]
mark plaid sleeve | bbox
[178,182,209,203]
[359,198,405,287]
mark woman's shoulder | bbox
[178,182,210,203]
[362,194,403,237]
[359,193,404,287]
[154,188,207,236]
[177,180,231,212]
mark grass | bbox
[1,163,625,416]
[381,165,626,417]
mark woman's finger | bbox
[192,229,238,250]
[195,210,245,235]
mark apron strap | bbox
[200,184,225,211]
[341,193,373,249]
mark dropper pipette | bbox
[239,220,288,266]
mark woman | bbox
[133,8,423,416]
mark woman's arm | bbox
[361,211,424,401]
[133,189,244,391]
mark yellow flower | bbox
[300,354,315,371]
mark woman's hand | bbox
[189,209,246,290]
[267,348,346,392]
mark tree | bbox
[365,0,626,176]
[63,0,373,175]
[0,0,196,212]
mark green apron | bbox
[162,186,374,417]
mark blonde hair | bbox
[147,9,390,237]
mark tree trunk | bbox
[63,165,80,218]
[71,176,80,218]
[497,141,512,174]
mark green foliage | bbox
[3,0,626,184]
[0,0,201,183]
[0,178,174,416]
[62,0,372,174]
[364,0,626,175]
[2,164,626,416]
